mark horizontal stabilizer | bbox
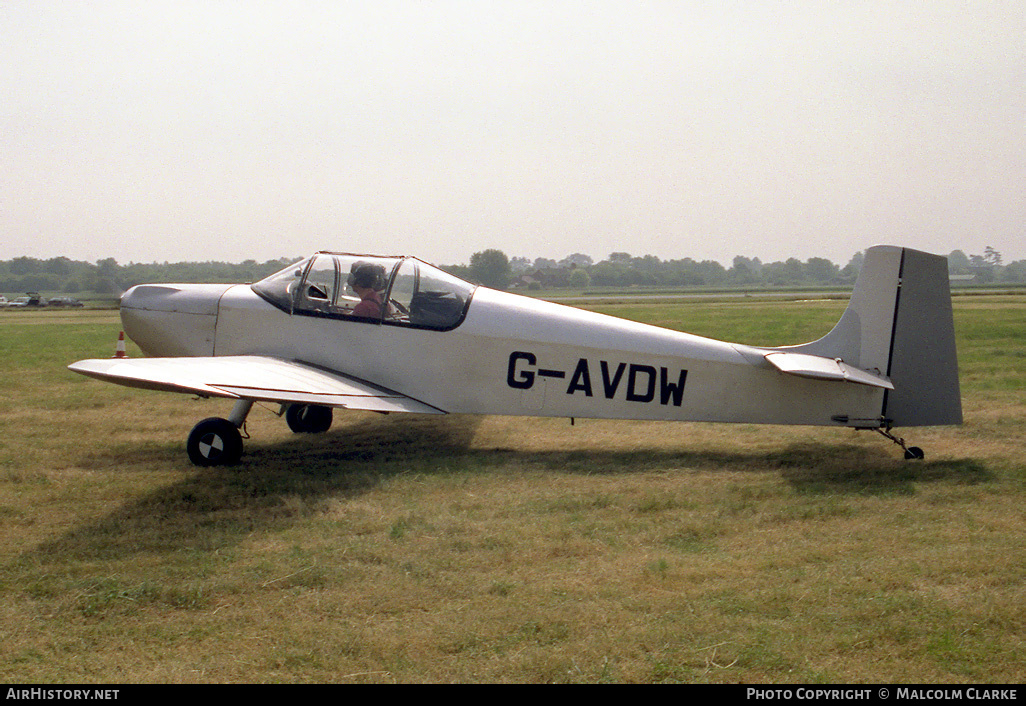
[764,352,894,390]
[68,355,445,414]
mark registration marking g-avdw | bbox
[506,351,688,406]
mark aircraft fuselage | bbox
[122,278,884,427]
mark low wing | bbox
[764,351,894,390]
[68,355,445,414]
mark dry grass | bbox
[0,298,1023,683]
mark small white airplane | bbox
[69,245,961,466]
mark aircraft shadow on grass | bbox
[25,413,989,565]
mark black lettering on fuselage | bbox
[659,367,688,406]
[600,361,626,398]
[567,358,593,396]
[507,352,687,407]
[626,364,656,403]
[507,351,536,389]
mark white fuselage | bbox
[122,282,884,427]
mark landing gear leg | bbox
[874,425,925,460]
[228,400,254,428]
[186,400,254,467]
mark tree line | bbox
[445,246,1024,290]
[1,246,1021,296]
[0,256,298,296]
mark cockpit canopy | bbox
[251,253,476,330]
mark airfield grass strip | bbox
[0,300,1023,683]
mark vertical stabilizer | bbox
[787,245,902,372]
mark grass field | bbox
[0,296,1023,683]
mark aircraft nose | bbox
[120,283,228,316]
[120,284,232,357]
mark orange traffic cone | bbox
[112,331,128,358]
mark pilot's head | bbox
[348,262,386,292]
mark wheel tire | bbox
[187,417,243,466]
[285,404,333,434]
[904,446,925,460]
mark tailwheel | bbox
[285,404,333,434]
[187,417,243,466]
[874,426,925,461]
[904,446,925,460]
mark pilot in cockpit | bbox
[347,262,386,318]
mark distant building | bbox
[518,267,572,288]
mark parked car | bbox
[7,293,44,308]
[46,296,84,307]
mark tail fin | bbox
[790,245,962,427]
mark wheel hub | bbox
[198,433,225,459]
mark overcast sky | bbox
[3,1,1024,267]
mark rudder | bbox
[883,248,962,426]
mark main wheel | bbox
[187,417,243,466]
[285,404,333,434]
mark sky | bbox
[3,1,1024,268]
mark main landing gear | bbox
[187,400,252,467]
[185,401,334,466]
[285,403,333,434]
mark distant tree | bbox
[805,257,839,282]
[731,255,766,283]
[532,257,557,270]
[559,253,593,268]
[96,257,120,279]
[728,256,760,285]
[589,261,627,287]
[731,255,762,273]
[43,256,72,276]
[948,250,971,273]
[92,276,120,295]
[842,251,864,275]
[509,256,533,273]
[1001,260,1026,283]
[439,263,472,281]
[783,258,805,282]
[965,250,995,284]
[568,267,591,288]
[469,249,511,289]
[694,260,727,286]
[632,254,662,273]
[10,256,40,275]
[984,246,1003,267]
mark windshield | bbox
[251,253,475,330]
[250,258,310,312]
